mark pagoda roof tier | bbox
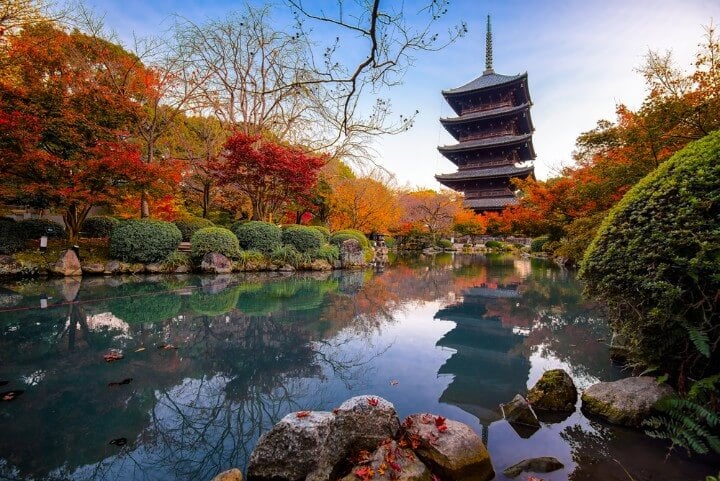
[441,104,534,140]
[443,72,527,96]
[438,133,532,154]
[464,197,519,210]
[436,164,534,182]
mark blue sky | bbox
[80,0,719,187]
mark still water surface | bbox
[0,254,716,480]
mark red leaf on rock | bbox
[402,416,413,429]
[434,416,446,427]
[296,411,311,418]
[354,466,375,481]
[368,397,379,407]
[389,461,402,472]
[437,424,448,433]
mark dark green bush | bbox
[81,216,119,238]
[282,225,324,253]
[310,244,340,263]
[109,219,182,263]
[329,229,370,249]
[231,221,282,254]
[530,236,549,253]
[485,240,503,249]
[190,227,240,262]
[270,245,306,268]
[18,218,65,239]
[436,239,453,249]
[309,225,331,241]
[174,217,214,242]
[581,131,720,383]
[0,218,25,254]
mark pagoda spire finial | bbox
[484,15,494,75]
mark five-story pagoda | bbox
[436,16,535,212]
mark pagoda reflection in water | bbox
[434,281,531,443]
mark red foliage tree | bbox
[212,132,326,221]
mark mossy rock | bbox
[527,369,577,412]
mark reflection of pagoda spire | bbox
[434,287,531,437]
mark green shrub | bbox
[384,236,396,249]
[581,131,720,384]
[270,245,306,267]
[310,244,340,263]
[81,216,119,238]
[309,225,331,241]
[237,249,266,267]
[436,239,453,249]
[485,240,503,249]
[109,219,182,263]
[18,218,65,239]
[329,229,370,249]
[530,236,549,253]
[0,218,25,254]
[174,217,214,242]
[190,227,240,262]
[162,251,191,270]
[231,221,282,253]
[282,225,324,253]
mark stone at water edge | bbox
[329,395,401,453]
[502,457,564,478]
[82,262,105,274]
[403,413,494,481]
[201,252,232,274]
[211,468,243,481]
[247,411,336,481]
[581,376,674,427]
[500,395,541,439]
[340,239,365,268]
[51,249,82,276]
[527,369,578,412]
[103,260,120,274]
[338,440,431,481]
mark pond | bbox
[0,254,716,481]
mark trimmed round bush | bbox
[530,236,549,253]
[0,218,25,254]
[436,239,453,249]
[190,227,240,262]
[109,219,182,263]
[281,225,324,253]
[231,221,282,254]
[581,131,720,381]
[174,217,214,242]
[81,216,119,238]
[484,240,503,249]
[329,229,369,249]
[18,218,65,239]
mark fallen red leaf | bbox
[389,461,402,472]
[354,466,375,481]
[332,408,340,414]
[368,397,379,407]
[103,353,124,362]
[402,416,413,428]
[420,413,434,424]
[437,424,448,433]
[434,416,446,427]
[296,411,311,418]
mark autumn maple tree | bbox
[0,24,165,243]
[212,132,326,221]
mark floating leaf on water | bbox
[103,353,124,362]
[134,347,146,352]
[1,390,24,401]
[156,343,178,350]
[389,380,399,386]
[109,438,127,446]
[108,378,133,387]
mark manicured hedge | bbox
[484,240,503,249]
[281,225,324,253]
[109,219,182,263]
[18,218,65,239]
[0,218,25,254]
[309,225,331,241]
[190,227,240,262]
[530,236,549,253]
[329,229,369,249]
[174,217,214,242]
[581,131,720,381]
[231,221,282,254]
[81,216,119,238]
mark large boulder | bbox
[201,252,232,274]
[51,249,82,276]
[248,411,336,481]
[403,414,494,481]
[211,469,243,481]
[330,395,400,453]
[340,239,366,268]
[500,395,540,438]
[339,440,430,481]
[527,369,577,411]
[581,376,674,427]
[82,262,105,275]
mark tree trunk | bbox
[202,183,210,218]
[141,191,150,218]
[63,203,92,245]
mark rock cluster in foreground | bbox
[246,395,493,481]
[581,376,674,427]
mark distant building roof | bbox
[443,72,527,96]
[440,103,531,125]
[436,164,534,182]
[464,197,520,209]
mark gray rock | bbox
[201,253,232,274]
[500,395,540,438]
[0,255,23,276]
[211,468,243,481]
[145,262,164,273]
[51,250,82,276]
[581,376,674,427]
[82,262,105,274]
[502,456,564,478]
[330,395,400,453]
[340,239,366,268]
[527,369,577,411]
[307,259,332,271]
[338,441,430,481]
[104,260,121,274]
[277,264,295,272]
[173,264,190,273]
[118,262,144,274]
[403,413,494,481]
[247,411,336,481]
